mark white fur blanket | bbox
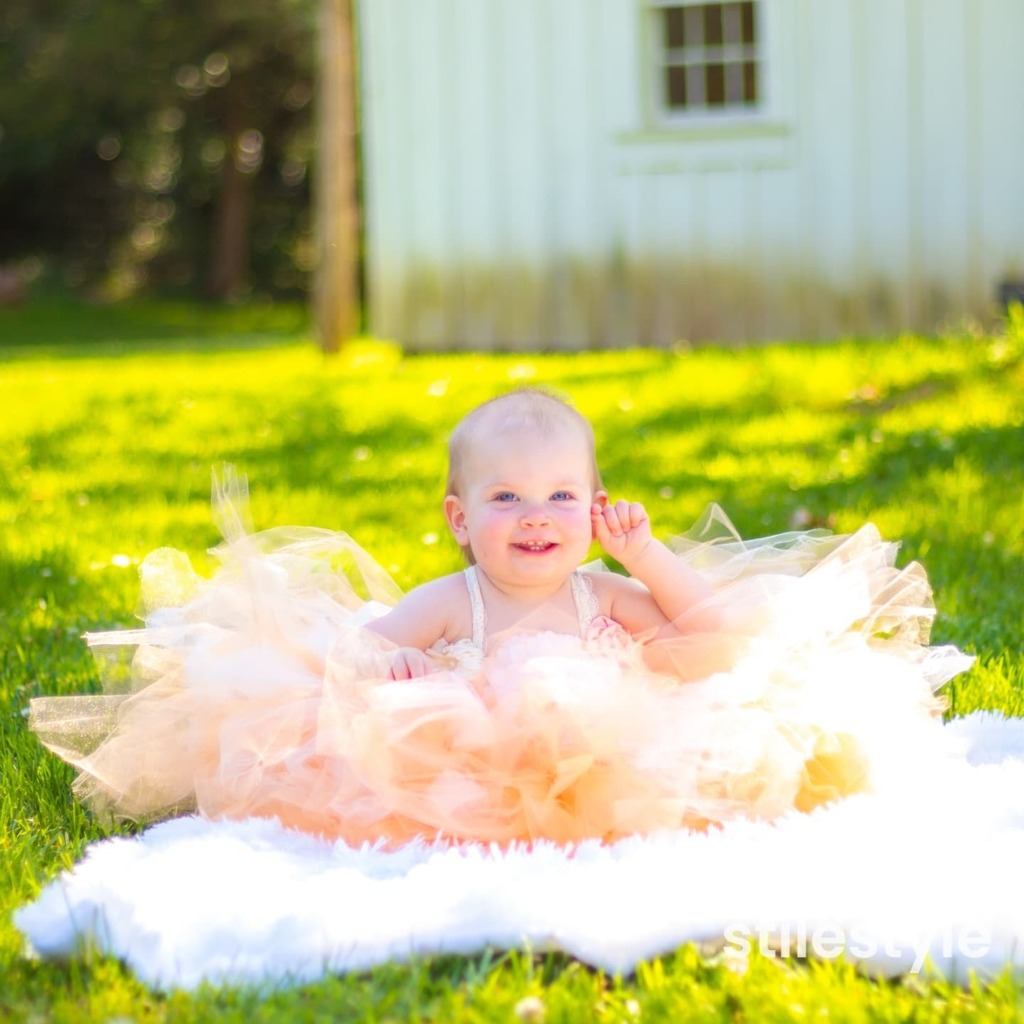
[17,712,1024,991]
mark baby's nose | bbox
[520,503,551,525]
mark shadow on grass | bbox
[842,345,1022,417]
[791,421,1023,529]
[0,300,311,359]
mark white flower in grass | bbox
[507,362,536,381]
[514,995,546,1022]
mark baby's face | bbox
[446,425,601,591]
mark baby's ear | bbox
[443,495,469,543]
[591,490,609,537]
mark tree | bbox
[0,0,318,301]
[313,0,359,352]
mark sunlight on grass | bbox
[1,304,1022,1020]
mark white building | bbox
[357,0,1024,348]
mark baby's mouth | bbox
[513,541,557,553]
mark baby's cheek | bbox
[568,510,596,538]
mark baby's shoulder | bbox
[402,571,469,608]
[404,571,473,640]
[582,566,648,595]
[581,567,649,615]
[370,571,471,649]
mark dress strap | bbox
[569,570,599,636]
[465,566,594,644]
[463,566,487,649]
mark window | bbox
[652,2,761,117]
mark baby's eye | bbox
[493,492,518,502]
[551,491,575,501]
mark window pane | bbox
[664,7,686,49]
[666,65,688,108]
[741,2,756,45]
[743,59,758,103]
[706,62,726,105]
[703,4,724,47]
[722,3,742,45]
[684,6,704,47]
[688,64,706,106]
[725,62,743,103]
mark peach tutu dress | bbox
[30,492,973,847]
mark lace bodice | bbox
[463,564,599,644]
[440,566,613,672]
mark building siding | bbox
[358,0,1024,348]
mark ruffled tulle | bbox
[30,480,974,847]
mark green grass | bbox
[1,301,1023,1020]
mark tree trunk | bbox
[314,0,360,352]
[209,101,252,302]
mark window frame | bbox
[645,0,769,128]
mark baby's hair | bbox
[445,386,603,499]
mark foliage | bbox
[1,303,1023,1019]
[0,0,317,299]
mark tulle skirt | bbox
[30,494,973,847]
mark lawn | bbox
[1,302,1023,1021]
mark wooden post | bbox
[314,0,359,353]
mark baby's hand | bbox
[388,647,436,681]
[592,499,654,568]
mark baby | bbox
[367,388,717,678]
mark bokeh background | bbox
[1,0,318,305]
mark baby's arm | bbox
[592,499,719,634]
[364,575,460,679]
